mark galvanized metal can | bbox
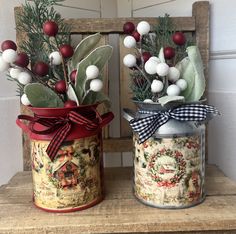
[124,102,206,208]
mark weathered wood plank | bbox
[0,166,236,234]
[67,17,196,34]
[103,138,133,152]
[193,1,210,162]
[193,1,210,98]
[119,35,136,137]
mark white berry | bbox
[137,21,150,35]
[9,68,21,79]
[0,56,10,72]
[168,67,180,82]
[156,63,169,76]
[143,99,153,103]
[18,72,32,85]
[176,79,187,91]
[123,54,136,67]
[2,49,17,63]
[86,65,99,80]
[90,79,103,92]
[49,51,62,65]
[21,94,31,106]
[144,59,158,75]
[123,36,136,48]
[149,56,160,63]
[166,84,181,96]
[151,80,164,93]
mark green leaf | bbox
[24,83,64,108]
[75,45,113,102]
[158,95,185,106]
[158,47,165,63]
[176,57,195,100]
[185,46,206,101]
[82,91,110,108]
[67,84,79,105]
[71,33,102,68]
[176,46,206,102]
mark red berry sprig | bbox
[1,40,17,51]
[43,21,59,37]
[55,80,67,94]
[164,47,175,60]
[172,32,186,46]
[64,100,77,107]
[33,61,49,76]
[70,70,77,83]
[123,22,135,34]
[59,44,74,58]
[15,52,29,67]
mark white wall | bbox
[0,0,25,186]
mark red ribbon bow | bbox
[18,110,100,161]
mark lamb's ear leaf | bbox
[82,91,110,108]
[67,84,79,105]
[158,47,165,63]
[176,57,195,100]
[184,46,206,101]
[75,45,113,102]
[24,83,64,108]
[158,95,185,106]
[71,33,102,68]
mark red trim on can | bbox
[33,196,104,213]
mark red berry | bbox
[55,80,67,94]
[142,52,152,63]
[164,47,175,59]
[43,21,58,37]
[132,31,140,42]
[64,100,77,108]
[172,32,186,46]
[14,52,29,67]
[33,61,49,76]
[1,40,17,51]
[59,44,74,58]
[70,70,77,83]
[123,22,135,34]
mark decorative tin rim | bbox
[30,102,99,111]
[33,195,104,213]
[132,99,207,110]
[133,190,206,209]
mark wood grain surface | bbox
[0,165,236,234]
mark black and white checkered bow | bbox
[129,104,220,144]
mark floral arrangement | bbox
[0,0,112,108]
[122,16,206,106]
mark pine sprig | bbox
[16,0,71,89]
[142,14,175,55]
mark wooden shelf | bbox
[1,165,236,233]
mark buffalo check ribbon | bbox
[129,104,220,144]
[18,111,100,160]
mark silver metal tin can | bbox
[124,102,206,208]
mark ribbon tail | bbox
[46,123,71,160]
[130,114,169,144]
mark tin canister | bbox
[124,102,206,208]
[17,104,114,212]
